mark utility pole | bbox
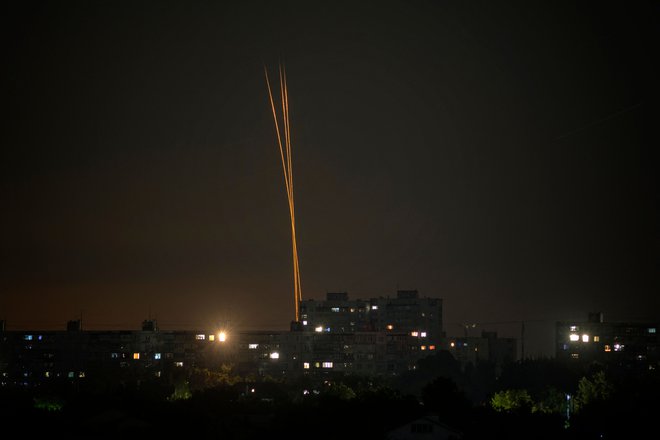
[521,321,525,360]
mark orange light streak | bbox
[265,63,302,322]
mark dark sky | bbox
[2,0,658,356]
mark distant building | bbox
[300,290,444,345]
[556,312,659,369]
[443,331,516,372]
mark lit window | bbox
[614,343,624,352]
[303,362,310,369]
[421,346,426,351]
[420,332,427,338]
[411,331,419,337]
[315,326,323,333]
[38,335,43,341]
[209,334,215,342]
[350,308,355,313]
[302,320,308,325]
[79,372,85,378]
[371,305,378,310]
[429,345,436,350]
[154,353,161,360]
[582,334,589,343]
[464,343,468,347]
[111,353,119,359]
[569,334,580,342]
[315,362,320,368]
[155,371,161,378]
[450,342,455,348]
[175,361,183,367]
[249,344,259,349]
[649,328,657,334]
[133,353,140,360]
[219,332,227,342]
[24,335,33,341]
[45,372,50,378]
[594,336,600,342]
[386,324,393,330]
[322,362,333,368]
[570,326,578,331]
[571,353,579,359]
[68,371,74,378]
[331,307,340,312]
[604,345,612,352]
[196,334,205,340]
[270,352,280,359]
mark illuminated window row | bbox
[302,361,333,369]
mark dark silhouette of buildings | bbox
[0,291,517,389]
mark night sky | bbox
[2,0,658,356]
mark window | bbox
[411,331,419,337]
[331,307,340,312]
[420,332,427,338]
[302,320,308,325]
[154,353,161,360]
[249,343,259,349]
[594,336,600,342]
[421,346,426,350]
[315,326,323,333]
[78,372,85,378]
[24,335,33,341]
[371,305,378,310]
[175,361,184,367]
[386,324,393,330]
[570,326,578,331]
[649,328,657,334]
[614,344,624,352]
[195,334,205,340]
[582,334,589,343]
[569,334,579,342]
[303,362,310,369]
[270,352,280,359]
[322,362,333,368]
[133,353,140,360]
[209,334,215,342]
[111,353,119,359]
[155,371,161,378]
[68,371,74,378]
[450,342,455,348]
[571,353,579,359]
[429,345,436,350]
[218,332,227,342]
[604,345,612,352]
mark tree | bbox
[574,371,613,412]
[490,389,533,413]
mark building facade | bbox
[556,312,659,369]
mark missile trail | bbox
[264,62,303,322]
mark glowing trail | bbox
[264,63,302,322]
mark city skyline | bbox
[2,1,658,358]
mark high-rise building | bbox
[300,290,444,345]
